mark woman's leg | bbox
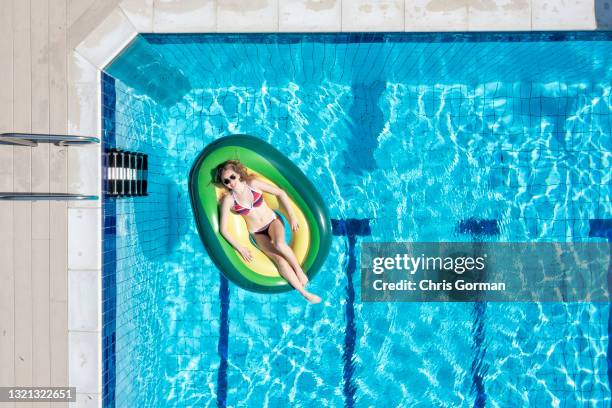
[252,233,305,292]
[266,219,309,286]
[252,232,321,304]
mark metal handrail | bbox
[0,193,99,201]
[0,133,100,147]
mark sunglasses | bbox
[223,174,237,185]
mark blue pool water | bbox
[102,33,612,407]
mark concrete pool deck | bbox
[0,0,606,407]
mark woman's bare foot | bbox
[303,291,321,304]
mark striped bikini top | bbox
[230,186,264,215]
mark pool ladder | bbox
[0,132,100,147]
[0,132,99,201]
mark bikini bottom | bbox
[252,215,279,239]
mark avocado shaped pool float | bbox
[188,134,331,293]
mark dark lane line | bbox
[458,218,499,408]
[217,275,230,408]
[332,218,371,408]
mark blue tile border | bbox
[102,74,116,146]
[142,31,612,45]
[101,72,117,408]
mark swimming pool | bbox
[102,33,612,407]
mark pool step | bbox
[103,149,148,198]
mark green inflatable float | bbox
[188,134,332,293]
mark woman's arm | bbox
[249,179,299,231]
[219,195,253,261]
